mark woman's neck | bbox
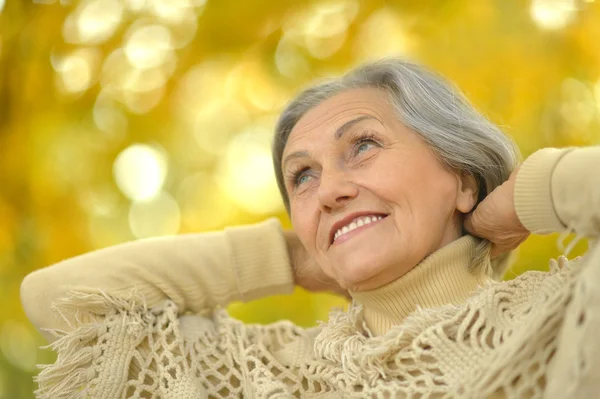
[349,235,490,336]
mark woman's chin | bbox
[331,255,394,291]
[328,246,420,291]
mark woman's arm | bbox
[464,146,600,256]
[515,146,600,238]
[514,146,600,238]
[21,218,295,342]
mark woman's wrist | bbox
[514,148,572,234]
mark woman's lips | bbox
[331,215,388,246]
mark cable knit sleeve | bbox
[20,218,294,342]
[514,146,600,238]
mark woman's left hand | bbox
[464,167,530,258]
[284,231,351,299]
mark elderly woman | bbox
[22,59,600,398]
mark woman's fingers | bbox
[463,210,484,238]
[463,171,530,259]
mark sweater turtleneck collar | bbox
[349,234,491,336]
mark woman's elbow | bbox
[20,269,63,340]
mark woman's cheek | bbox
[291,207,314,249]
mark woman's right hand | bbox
[283,231,350,299]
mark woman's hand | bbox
[283,231,350,299]
[464,168,530,258]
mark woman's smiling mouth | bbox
[330,214,389,246]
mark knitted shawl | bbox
[34,243,600,399]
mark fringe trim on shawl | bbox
[313,265,578,390]
[34,290,152,399]
[313,301,465,387]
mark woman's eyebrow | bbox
[282,150,309,172]
[334,115,378,139]
[282,115,381,170]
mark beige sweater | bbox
[21,147,600,398]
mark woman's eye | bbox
[293,170,312,187]
[297,174,311,185]
[357,142,375,153]
[354,137,378,155]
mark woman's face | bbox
[281,88,478,292]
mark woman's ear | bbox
[456,171,479,214]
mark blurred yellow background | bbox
[0,0,599,396]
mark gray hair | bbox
[272,58,521,279]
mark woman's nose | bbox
[317,168,359,212]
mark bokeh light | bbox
[530,0,578,30]
[113,144,168,201]
[63,0,124,44]
[149,0,206,24]
[173,60,255,155]
[282,1,359,60]
[124,24,174,69]
[175,60,238,114]
[124,0,146,12]
[93,91,129,139]
[168,15,199,49]
[354,8,412,61]
[237,60,286,111]
[275,35,311,78]
[559,78,596,131]
[192,100,250,155]
[52,48,101,94]
[216,125,284,215]
[100,47,175,113]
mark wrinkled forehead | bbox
[283,87,392,155]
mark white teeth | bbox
[333,215,386,242]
